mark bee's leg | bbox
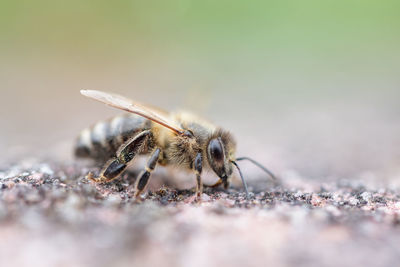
[133,148,161,198]
[194,152,203,198]
[205,179,223,188]
[88,130,152,183]
[87,158,126,183]
[223,179,230,189]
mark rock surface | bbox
[0,160,400,267]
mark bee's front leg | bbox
[203,179,230,191]
[133,148,161,199]
[206,179,223,188]
[194,152,203,199]
[88,130,152,183]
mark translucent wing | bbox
[81,90,184,135]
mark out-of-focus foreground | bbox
[1,1,400,267]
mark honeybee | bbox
[75,90,276,199]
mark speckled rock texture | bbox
[0,159,399,267]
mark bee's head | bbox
[206,129,236,184]
[206,129,278,198]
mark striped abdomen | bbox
[75,114,152,160]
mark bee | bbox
[75,90,276,199]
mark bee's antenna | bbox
[236,157,277,181]
[231,161,249,198]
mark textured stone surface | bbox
[1,159,400,267]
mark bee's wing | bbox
[81,90,184,135]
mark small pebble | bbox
[348,197,359,206]
[361,192,372,202]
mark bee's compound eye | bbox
[208,138,224,162]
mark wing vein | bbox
[81,90,184,135]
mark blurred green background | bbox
[1,1,399,180]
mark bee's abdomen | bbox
[75,114,151,160]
